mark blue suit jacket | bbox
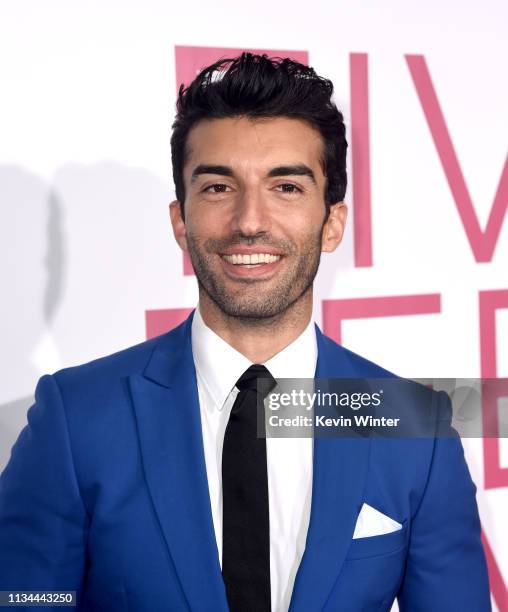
[0,312,491,611]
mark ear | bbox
[169,200,188,251]
[321,202,348,253]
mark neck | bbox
[198,290,313,363]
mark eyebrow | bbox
[267,164,316,184]
[190,165,234,183]
[190,163,316,185]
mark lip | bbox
[219,253,283,278]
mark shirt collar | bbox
[191,305,317,410]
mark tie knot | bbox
[235,364,277,398]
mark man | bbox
[0,53,491,611]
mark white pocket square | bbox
[352,503,402,539]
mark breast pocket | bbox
[323,522,409,611]
[345,521,408,560]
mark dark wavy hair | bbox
[171,52,347,218]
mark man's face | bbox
[171,116,346,320]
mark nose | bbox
[230,188,271,237]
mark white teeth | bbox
[222,253,281,265]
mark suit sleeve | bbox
[397,391,491,611]
[0,374,89,600]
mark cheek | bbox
[277,209,325,243]
[185,212,219,241]
[186,201,230,234]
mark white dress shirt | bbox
[191,306,316,612]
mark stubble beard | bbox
[186,230,323,323]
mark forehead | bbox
[184,116,325,177]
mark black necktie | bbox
[222,364,277,612]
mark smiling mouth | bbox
[221,253,281,266]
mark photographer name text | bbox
[268,414,400,428]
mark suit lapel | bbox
[289,326,372,611]
[129,312,228,612]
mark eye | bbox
[275,183,303,194]
[203,183,232,193]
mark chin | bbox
[216,297,290,320]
